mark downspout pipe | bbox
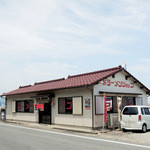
[85,85,94,130]
[92,89,94,130]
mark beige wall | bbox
[6,87,93,127]
[52,87,93,127]
[6,93,37,122]
[93,71,148,128]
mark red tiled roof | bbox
[3,66,124,96]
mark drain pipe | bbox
[85,85,94,130]
[92,89,94,130]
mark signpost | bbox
[103,93,108,129]
[104,93,108,124]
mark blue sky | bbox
[0,0,150,102]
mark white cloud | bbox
[0,0,138,60]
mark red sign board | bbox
[34,104,44,111]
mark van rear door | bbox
[143,107,150,129]
[122,107,139,127]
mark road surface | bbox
[0,123,149,150]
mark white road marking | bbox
[0,123,150,149]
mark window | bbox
[16,101,24,112]
[144,108,150,115]
[25,100,34,112]
[141,108,144,115]
[121,97,135,110]
[58,98,72,114]
[112,97,118,113]
[106,97,113,113]
[58,98,65,114]
[95,96,103,115]
[73,97,82,115]
[136,97,143,105]
[95,96,136,114]
[12,101,16,113]
[95,96,117,114]
[16,100,34,113]
[65,98,72,114]
[123,107,138,115]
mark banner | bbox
[34,104,44,111]
[104,93,108,123]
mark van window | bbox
[123,107,138,115]
[141,108,144,115]
[144,108,150,115]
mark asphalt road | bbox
[0,123,149,150]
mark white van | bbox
[121,106,150,132]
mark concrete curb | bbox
[2,120,98,135]
[52,127,98,134]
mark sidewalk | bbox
[2,120,98,135]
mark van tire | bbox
[142,124,147,133]
[122,129,127,132]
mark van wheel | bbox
[122,129,127,132]
[142,124,147,133]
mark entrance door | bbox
[39,103,51,124]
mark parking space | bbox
[98,129,150,146]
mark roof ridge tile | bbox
[34,78,65,85]
[19,85,32,89]
[68,65,122,79]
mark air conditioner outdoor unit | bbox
[108,113,118,129]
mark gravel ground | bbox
[98,129,150,146]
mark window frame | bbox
[58,97,73,114]
[73,96,83,115]
[121,97,135,111]
[95,95,104,115]
[16,100,34,113]
[95,96,136,115]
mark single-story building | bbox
[3,65,150,129]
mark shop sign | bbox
[104,94,108,123]
[34,104,44,111]
[100,79,134,88]
[106,97,112,111]
[85,98,90,110]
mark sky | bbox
[0,0,150,102]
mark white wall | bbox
[93,71,148,128]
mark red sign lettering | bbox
[66,101,72,110]
[26,104,29,110]
[18,103,21,110]
[34,104,44,111]
[101,79,134,89]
